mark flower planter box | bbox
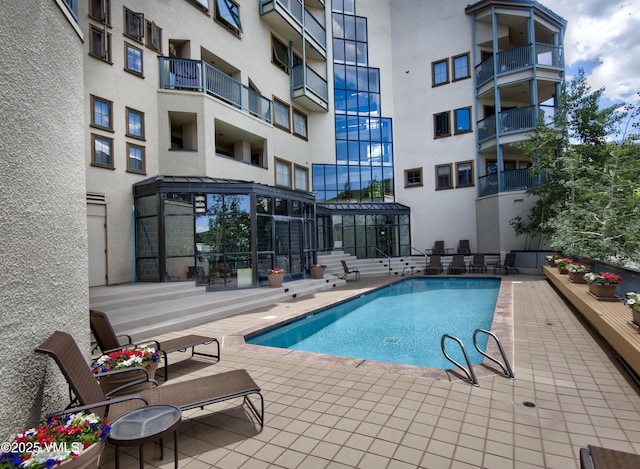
[632,307,640,327]
[588,283,619,301]
[268,273,284,288]
[60,440,105,469]
[311,266,325,279]
[557,265,569,274]
[568,271,588,283]
[98,363,158,396]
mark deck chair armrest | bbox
[46,394,149,419]
[117,333,133,345]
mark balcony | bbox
[478,105,557,143]
[478,168,535,197]
[159,58,272,124]
[292,64,328,111]
[260,0,327,60]
[475,43,563,87]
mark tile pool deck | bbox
[97,274,640,469]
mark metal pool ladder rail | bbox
[473,328,515,380]
[441,330,515,386]
[441,334,479,386]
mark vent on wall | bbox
[86,192,106,204]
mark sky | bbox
[541,0,640,126]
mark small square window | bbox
[146,20,162,53]
[91,95,113,131]
[275,158,291,188]
[127,143,146,174]
[295,165,309,191]
[126,107,145,140]
[125,43,143,76]
[456,161,474,188]
[454,107,472,134]
[89,25,112,62]
[293,109,308,139]
[90,0,111,25]
[91,134,114,168]
[215,0,242,36]
[434,111,450,138]
[124,8,144,43]
[435,164,452,190]
[273,98,291,132]
[404,168,423,188]
[272,36,289,73]
[432,59,449,86]
[452,53,470,81]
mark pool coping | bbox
[225,275,514,383]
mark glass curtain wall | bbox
[331,213,410,258]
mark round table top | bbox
[108,405,182,445]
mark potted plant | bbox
[625,292,640,325]
[554,257,573,274]
[545,254,560,267]
[266,267,285,288]
[0,411,110,469]
[583,272,622,300]
[310,264,326,279]
[91,345,161,395]
[567,262,590,283]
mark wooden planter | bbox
[568,271,588,283]
[633,307,640,326]
[311,266,325,279]
[557,265,569,274]
[268,273,284,288]
[588,283,618,300]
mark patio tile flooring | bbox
[97,275,640,468]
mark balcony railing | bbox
[478,105,557,142]
[292,63,328,104]
[478,168,534,197]
[159,57,272,124]
[475,43,563,87]
[260,0,326,49]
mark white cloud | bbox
[542,0,640,103]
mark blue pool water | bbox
[247,277,501,369]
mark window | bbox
[91,134,113,168]
[272,36,289,73]
[432,59,448,86]
[454,107,472,134]
[89,25,111,62]
[404,168,423,188]
[435,164,452,190]
[91,95,113,131]
[434,111,450,138]
[124,8,144,43]
[146,21,162,53]
[275,159,291,188]
[293,109,308,139]
[192,0,209,11]
[125,43,143,75]
[62,0,79,21]
[215,0,242,36]
[453,53,470,81]
[295,165,309,191]
[273,98,290,131]
[456,161,474,187]
[89,0,110,25]
[126,107,145,139]
[127,143,145,174]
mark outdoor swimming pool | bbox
[247,277,501,369]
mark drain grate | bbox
[384,337,400,343]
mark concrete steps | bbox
[89,276,345,341]
[319,251,428,278]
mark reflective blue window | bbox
[335,89,347,112]
[356,17,367,42]
[455,107,472,133]
[356,42,367,65]
[332,13,344,39]
[335,115,348,139]
[334,64,346,89]
[336,141,348,163]
[344,14,356,40]
[333,38,345,62]
[348,141,359,163]
[368,94,380,116]
[344,40,357,63]
[347,91,359,113]
[345,65,358,90]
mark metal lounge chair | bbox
[90,309,220,381]
[457,240,471,255]
[495,252,519,275]
[470,253,487,273]
[35,331,264,426]
[431,240,446,255]
[447,254,467,274]
[341,260,360,281]
[580,445,640,469]
[424,255,443,275]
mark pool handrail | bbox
[440,334,479,386]
[473,329,515,380]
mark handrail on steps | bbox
[372,247,392,276]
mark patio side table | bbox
[107,405,182,469]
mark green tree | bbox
[512,69,640,265]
